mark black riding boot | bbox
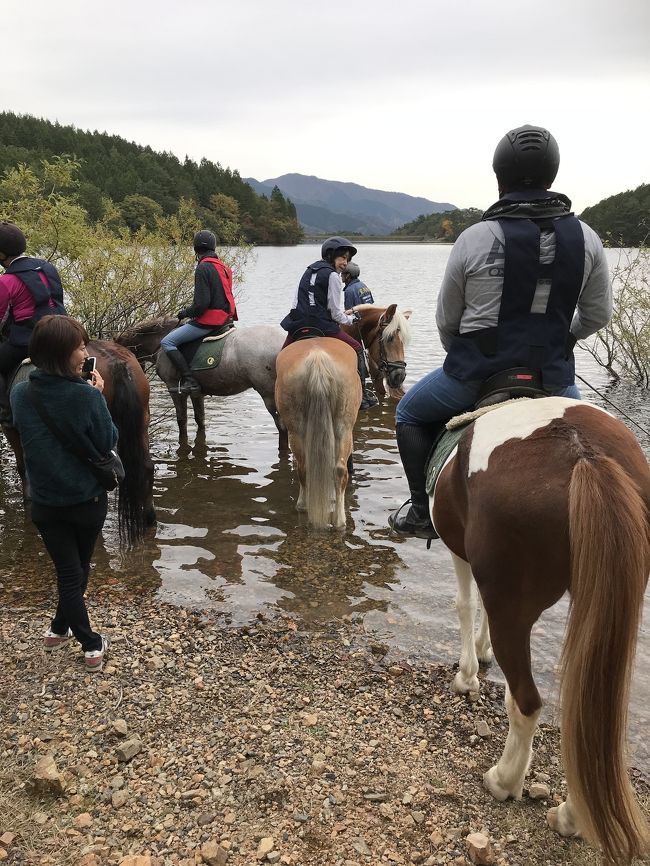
[165,349,202,395]
[388,422,442,540]
[356,349,378,410]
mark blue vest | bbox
[5,257,67,346]
[443,206,585,390]
[344,279,374,308]
[280,260,339,336]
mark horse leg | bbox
[261,394,288,451]
[482,616,541,801]
[475,593,493,664]
[547,793,581,838]
[2,423,30,500]
[290,441,307,512]
[169,390,189,439]
[190,393,205,429]
[451,553,480,695]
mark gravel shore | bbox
[1,599,648,866]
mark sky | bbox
[2,0,648,214]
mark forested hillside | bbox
[579,184,649,246]
[0,112,303,245]
[391,208,483,242]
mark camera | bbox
[82,356,97,379]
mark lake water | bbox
[1,243,648,773]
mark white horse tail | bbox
[301,349,338,528]
[561,455,649,864]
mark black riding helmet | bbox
[492,124,560,190]
[0,222,27,258]
[193,230,217,253]
[321,236,358,263]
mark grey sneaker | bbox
[84,635,111,673]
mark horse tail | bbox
[301,350,338,528]
[561,455,649,863]
[109,358,151,547]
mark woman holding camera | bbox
[11,315,115,672]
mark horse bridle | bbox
[355,315,407,382]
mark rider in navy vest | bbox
[388,125,612,541]
[281,236,378,410]
[342,261,375,308]
[0,222,67,423]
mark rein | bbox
[354,315,407,382]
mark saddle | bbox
[425,367,549,495]
[178,324,235,372]
[290,326,325,342]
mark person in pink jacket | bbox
[0,222,67,422]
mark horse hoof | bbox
[547,803,580,838]
[452,671,479,695]
[483,767,519,801]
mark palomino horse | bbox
[117,304,411,446]
[3,340,156,547]
[342,303,412,399]
[275,338,361,529]
[433,397,650,864]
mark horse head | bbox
[353,304,412,395]
[116,316,177,367]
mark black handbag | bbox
[26,384,125,491]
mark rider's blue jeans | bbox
[396,366,581,426]
[160,322,208,353]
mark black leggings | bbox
[31,494,108,652]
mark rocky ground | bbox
[1,599,648,866]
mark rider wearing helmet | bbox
[0,222,67,422]
[389,124,612,540]
[280,236,378,409]
[161,230,238,395]
[342,261,375,308]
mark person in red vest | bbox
[161,230,237,394]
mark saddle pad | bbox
[11,359,34,389]
[425,425,468,496]
[445,396,530,430]
[190,328,234,372]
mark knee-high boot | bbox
[356,349,378,410]
[388,422,442,539]
[165,349,202,395]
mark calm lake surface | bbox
[1,243,648,773]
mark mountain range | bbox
[245,173,457,236]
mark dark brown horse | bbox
[3,339,156,546]
[432,397,650,863]
[275,338,361,529]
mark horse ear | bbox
[383,303,397,323]
[402,309,412,320]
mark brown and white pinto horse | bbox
[433,397,650,864]
[3,340,156,547]
[275,338,361,529]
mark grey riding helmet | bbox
[492,124,560,189]
[343,262,361,279]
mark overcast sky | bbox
[2,0,648,213]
